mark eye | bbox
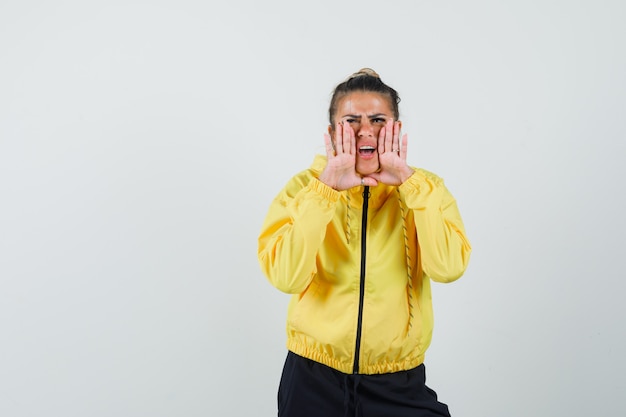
[345,118,357,124]
[372,117,386,124]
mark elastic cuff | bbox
[399,170,426,195]
[310,178,341,202]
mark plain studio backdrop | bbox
[1,1,624,416]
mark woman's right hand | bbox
[319,122,369,190]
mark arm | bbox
[258,176,340,294]
[399,170,472,283]
[370,120,471,281]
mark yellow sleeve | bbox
[258,176,340,294]
[399,169,472,283]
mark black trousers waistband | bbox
[278,351,451,417]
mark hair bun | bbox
[350,68,380,79]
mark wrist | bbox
[318,172,337,190]
[400,166,415,183]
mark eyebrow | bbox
[341,113,388,119]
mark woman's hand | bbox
[369,119,414,185]
[319,122,375,190]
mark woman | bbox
[258,68,471,416]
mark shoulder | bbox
[411,167,445,185]
[275,156,323,199]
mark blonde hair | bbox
[349,68,381,79]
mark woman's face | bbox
[330,91,397,175]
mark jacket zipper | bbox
[352,186,370,374]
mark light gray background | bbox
[1,1,624,416]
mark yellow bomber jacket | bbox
[258,155,471,375]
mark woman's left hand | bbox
[368,119,414,185]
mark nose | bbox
[357,119,374,138]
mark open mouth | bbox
[359,145,376,155]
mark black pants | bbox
[278,352,452,417]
